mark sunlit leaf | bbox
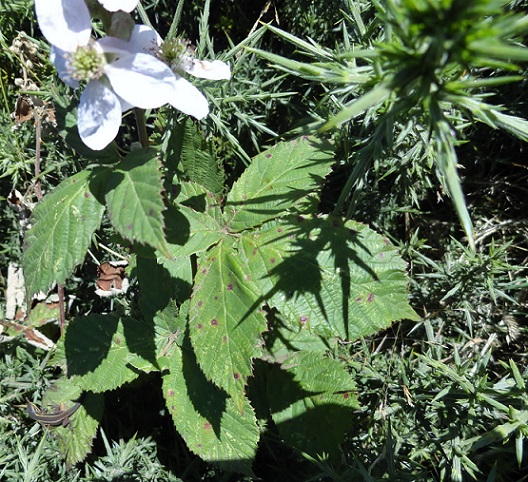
[162,340,258,476]
[23,169,105,297]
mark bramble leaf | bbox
[23,169,105,297]
[42,380,104,466]
[268,352,358,460]
[105,148,170,256]
[225,137,334,231]
[240,215,419,341]
[57,315,158,392]
[189,239,267,411]
[162,339,259,476]
[167,118,225,194]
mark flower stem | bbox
[135,108,149,148]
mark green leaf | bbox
[59,392,104,466]
[167,118,225,194]
[469,40,528,63]
[23,169,105,297]
[136,256,189,320]
[153,300,187,368]
[225,137,334,231]
[57,315,158,392]
[157,255,193,304]
[471,409,528,451]
[189,239,267,411]
[268,352,358,461]
[240,215,419,341]
[265,313,337,356]
[105,148,169,256]
[164,183,225,258]
[41,378,103,466]
[162,339,259,476]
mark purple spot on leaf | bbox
[234,373,240,380]
[300,316,308,324]
[197,301,203,307]
[149,209,155,217]
[367,293,375,302]
[266,153,272,158]
[168,390,175,397]
[277,228,283,233]
[227,284,234,291]
[204,422,212,430]
[356,297,362,303]
[197,323,202,330]
[211,319,218,326]
[343,392,349,399]
[270,258,276,264]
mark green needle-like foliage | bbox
[250,0,528,249]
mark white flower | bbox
[98,0,139,12]
[35,0,230,150]
[155,36,231,114]
[34,0,203,149]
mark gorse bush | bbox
[1,0,527,481]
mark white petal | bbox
[50,46,79,88]
[127,24,162,55]
[118,95,134,113]
[96,36,133,56]
[98,0,139,12]
[104,53,179,109]
[187,59,231,80]
[78,80,122,150]
[169,76,209,120]
[34,0,91,52]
